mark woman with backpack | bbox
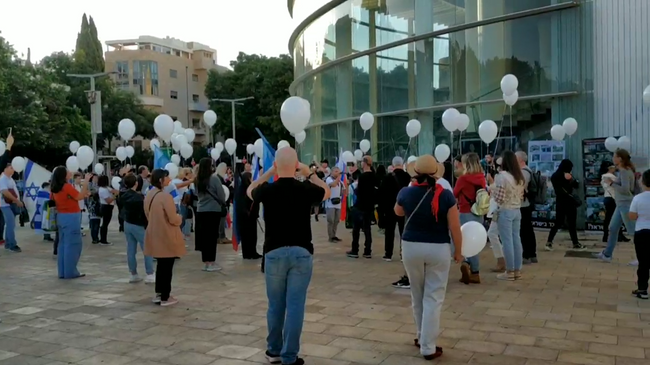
[453,152,488,284]
[546,159,585,251]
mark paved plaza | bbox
[0,219,648,365]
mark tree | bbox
[74,13,104,74]
[204,52,294,150]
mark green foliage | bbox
[204,52,294,151]
[74,14,104,74]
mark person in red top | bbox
[51,166,92,279]
[453,152,486,284]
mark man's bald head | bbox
[275,147,299,177]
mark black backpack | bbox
[524,167,547,205]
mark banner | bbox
[22,159,52,221]
[527,140,565,228]
[582,138,611,231]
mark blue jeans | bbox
[604,203,636,258]
[265,246,313,364]
[1,206,16,249]
[180,205,190,236]
[124,222,154,275]
[460,212,482,272]
[497,209,523,271]
[57,212,83,279]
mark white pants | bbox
[488,221,503,259]
[402,241,450,356]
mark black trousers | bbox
[196,211,220,262]
[351,208,373,255]
[384,213,404,258]
[603,197,626,240]
[634,229,650,291]
[520,205,537,259]
[99,205,114,243]
[240,216,259,259]
[547,203,579,245]
[154,258,176,301]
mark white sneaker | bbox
[205,264,222,272]
[144,274,155,284]
[129,275,142,283]
[628,260,639,266]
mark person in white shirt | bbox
[97,175,118,245]
[171,168,194,241]
[628,169,650,299]
[600,162,629,243]
[325,167,344,242]
[0,161,22,253]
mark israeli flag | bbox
[252,154,260,181]
[147,184,179,200]
[22,159,52,222]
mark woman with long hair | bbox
[395,155,463,360]
[195,158,226,271]
[491,151,525,280]
[546,159,584,250]
[215,162,232,244]
[97,175,118,245]
[596,149,637,261]
[453,152,485,284]
[51,167,91,279]
[143,169,185,306]
[235,172,261,259]
[599,161,628,243]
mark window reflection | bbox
[133,61,159,96]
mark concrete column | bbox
[477,0,507,123]
[414,0,434,155]
[335,14,353,152]
[369,10,379,155]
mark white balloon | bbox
[280,96,311,134]
[175,134,188,147]
[66,156,79,172]
[434,144,451,162]
[165,163,179,179]
[10,157,26,173]
[154,114,175,141]
[184,128,196,143]
[115,146,127,161]
[211,148,220,161]
[461,221,487,257]
[225,138,237,155]
[0,141,5,157]
[254,139,263,156]
[69,141,80,154]
[300,98,311,115]
[170,154,181,165]
[503,90,518,106]
[604,137,619,152]
[76,146,94,167]
[223,185,230,201]
[111,177,122,190]
[457,113,470,132]
[359,139,371,153]
[180,143,193,159]
[618,136,631,151]
[359,112,374,131]
[407,155,417,164]
[644,85,650,104]
[500,74,519,96]
[478,120,498,144]
[295,130,306,144]
[125,145,135,158]
[550,125,566,141]
[118,118,136,141]
[342,151,355,163]
[203,110,217,127]
[406,119,421,138]
[278,140,290,150]
[354,149,363,161]
[173,121,184,135]
[94,163,104,175]
[563,118,578,136]
[150,139,160,149]
[246,144,255,155]
[215,142,224,155]
[442,108,460,132]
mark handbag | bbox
[330,197,341,205]
[562,187,582,208]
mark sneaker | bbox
[264,351,281,364]
[632,289,649,299]
[332,237,342,242]
[497,271,515,281]
[152,294,161,304]
[6,246,21,253]
[423,347,443,361]
[160,296,178,307]
[628,260,639,266]
[363,254,372,259]
[522,258,532,265]
[571,243,587,251]
[99,242,113,246]
[530,257,538,263]
[282,358,304,365]
[592,251,612,262]
[346,251,359,258]
[129,275,142,283]
[91,241,99,244]
[144,274,155,284]
[544,243,553,251]
[392,276,410,289]
[383,256,392,262]
[204,264,222,272]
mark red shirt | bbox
[453,173,487,213]
[53,183,81,213]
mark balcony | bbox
[188,102,208,112]
[139,95,164,107]
[194,57,216,70]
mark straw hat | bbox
[407,155,441,178]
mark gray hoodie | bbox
[612,168,635,204]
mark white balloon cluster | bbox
[441,108,470,133]
[604,136,631,152]
[66,141,94,172]
[501,74,519,107]
[550,118,579,141]
[150,114,197,162]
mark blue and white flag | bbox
[252,154,260,181]
[32,188,51,234]
[146,184,179,200]
[22,159,51,222]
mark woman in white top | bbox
[97,175,118,245]
[628,169,650,299]
[171,168,193,240]
[491,151,525,281]
[600,161,628,243]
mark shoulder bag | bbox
[205,188,228,217]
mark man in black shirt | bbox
[378,156,411,261]
[347,155,376,258]
[247,147,330,365]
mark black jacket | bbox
[378,169,411,215]
[551,159,579,204]
[354,171,377,212]
[119,189,148,227]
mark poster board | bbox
[527,140,565,228]
[582,138,611,230]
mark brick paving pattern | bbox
[0,220,648,365]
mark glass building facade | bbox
[288,0,595,166]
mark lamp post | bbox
[66,72,115,166]
[210,97,254,141]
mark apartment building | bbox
[104,35,228,148]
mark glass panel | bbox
[377,115,410,166]
[321,124,338,163]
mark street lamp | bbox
[210,97,254,141]
[66,72,116,166]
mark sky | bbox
[0,0,296,67]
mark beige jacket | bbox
[143,187,186,258]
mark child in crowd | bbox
[86,187,101,244]
[629,169,650,300]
